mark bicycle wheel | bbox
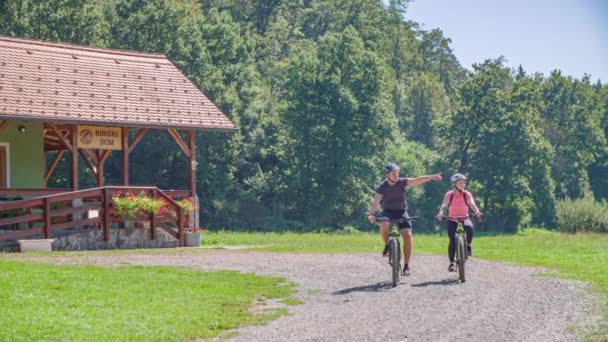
[390,239,399,287]
[457,236,466,282]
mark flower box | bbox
[184,227,202,247]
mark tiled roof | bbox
[0,36,235,131]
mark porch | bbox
[0,186,189,251]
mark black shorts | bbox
[377,210,412,230]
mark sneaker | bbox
[382,244,389,257]
[467,245,473,257]
[402,264,410,276]
[448,263,456,272]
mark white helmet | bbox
[450,173,466,183]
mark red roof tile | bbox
[0,36,235,131]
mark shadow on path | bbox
[411,278,460,287]
[333,281,394,295]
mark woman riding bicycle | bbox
[436,173,482,272]
[368,163,442,275]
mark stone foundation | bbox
[0,227,178,252]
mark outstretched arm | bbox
[406,173,442,186]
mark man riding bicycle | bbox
[436,173,482,272]
[367,163,442,275]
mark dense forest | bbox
[1,0,606,232]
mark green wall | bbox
[0,121,44,188]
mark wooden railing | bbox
[0,188,191,198]
[0,188,74,199]
[0,186,190,246]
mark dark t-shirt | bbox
[375,178,408,211]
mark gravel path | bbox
[9,250,602,341]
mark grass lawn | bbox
[0,261,296,341]
[203,228,608,338]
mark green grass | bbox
[201,230,445,253]
[0,261,296,341]
[204,229,608,338]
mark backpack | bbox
[448,190,472,210]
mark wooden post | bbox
[188,130,198,228]
[121,127,129,185]
[177,207,183,247]
[43,198,51,239]
[103,188,110,241]
[150,191,156,240]
[71,125,78,190]
[188,130,196,196]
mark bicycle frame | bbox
[377,218,403,263]
[456,221,467,255]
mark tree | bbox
[588,84,608,200]
[445,60,554,231]
[0,0,108,44]
[542,71,606,199]
[395,72,450,149]
[279,26,395,226]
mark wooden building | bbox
[0,36,235,248]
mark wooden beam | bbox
[50,202,101,217]
[71,125,78,190]
[102,189,110,241]
[0,120,9,134]
[45,135,62,142]
[121,127,129,185]
[0,213,44,226]
[48,123,73,153]
[82,148,99,164]
[188,130,196,197]
[43,198,51,239]
[128,128,149,153]
[177,207,184,247]
[0,228,44,241]
[100,150,111,165]
[51,217,101,230]
[167,128,191,158]
[44,145,64,152]
[150,192,156,240]
[0,188,71,197]
[79,149,97,176]
[44,150,65,183]
[96,150,104,187]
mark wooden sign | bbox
[76,126,122,150]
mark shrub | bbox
[556,197,608,233]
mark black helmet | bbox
[382,163,400,174]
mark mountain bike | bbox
[448,216,470,282]
[375,216,413,287]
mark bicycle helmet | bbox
[382,163,400,174]
[450,173,466,183]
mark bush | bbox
[556,197,608,233]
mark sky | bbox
[406,0,608,82]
